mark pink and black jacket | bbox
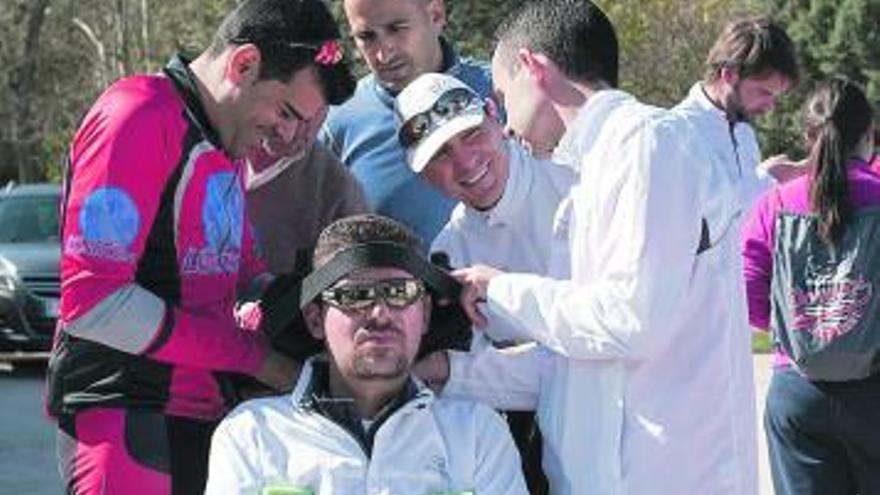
[48,56,269,420]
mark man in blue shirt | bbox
[321,0,494,245]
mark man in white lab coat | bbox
[396,72,578,493]
[674,16,802,209]
[421,1,761,493]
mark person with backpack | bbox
[742,79,879,495]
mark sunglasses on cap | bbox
[399,87,482,149]
[321,278,426,312]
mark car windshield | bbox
[0,194,60,243]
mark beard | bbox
[724,85,755,123]
[351,347,409,380]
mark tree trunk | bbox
[141,0,151,72]
[11,0,52,183]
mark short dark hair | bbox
[704,16,799,85]
[495,0,618,88]
[209,0,355,104]
[313,214,424,269]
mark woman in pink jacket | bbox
[742,79,878,495]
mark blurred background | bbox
[1,0,878,184]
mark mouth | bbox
[378,61,407,78]
[458,161,490,187]
[355,327,401,346]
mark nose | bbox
[274,119,301,144]
[448,142,477,172]
[376,37,397,64]
[365,299,393,326]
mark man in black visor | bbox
[207,213,527,494]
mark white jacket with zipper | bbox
[206,357,528,495]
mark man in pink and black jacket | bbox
[46,1,354,493]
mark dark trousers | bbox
[765,368,880,495]
[506,410,549,495]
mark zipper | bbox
[728,121,743,179]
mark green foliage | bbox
[2,0,877,182]
[759,0,880,156]
[598,0,757,107]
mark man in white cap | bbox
[396,73,576,308]
[396,72,577,494]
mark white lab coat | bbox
[445,90,758,495]
[674,82,771,209]
[206,358,528,495]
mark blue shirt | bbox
[320,39,494,245]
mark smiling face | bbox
[344,0,445,93]
[312,267,430,381]
[421,116,509,210]
[227,65,328,160]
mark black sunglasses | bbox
[321,278,426,312]
[398,88,482,148]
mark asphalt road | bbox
[0,360,61,495]
[0,356,776,495]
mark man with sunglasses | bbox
[320,0,496,246]
[206,213,527,494]
[46,1,356,493]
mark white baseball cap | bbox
[396,73,486,173]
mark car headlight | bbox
[0,257,19,293]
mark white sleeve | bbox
[443,343,546,410]
[485,119,703,361]
[472,404,530,495]
[205,418,263,495]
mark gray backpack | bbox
[770,208,880,381]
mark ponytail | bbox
[810,123,849,244]
[804,79,873,245]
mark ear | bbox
[719,66,740,87]
[426,0,447,32]
[303,302,325,340]
[517,49,554,89]
[484,97,500,121]
[226,43,262,86]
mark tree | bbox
[3,0,52,183]
[758,0,880,156]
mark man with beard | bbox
[674,16,802,204]
[206,214,527,495]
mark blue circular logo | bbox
[203,172,243,250]
[79,187,140,247]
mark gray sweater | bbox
[246,143,368,274]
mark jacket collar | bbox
[292,356,431,456]
[553,89,635,168]
[295,357,427,409]
[681,82,754,133]
[162,54,224,150]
